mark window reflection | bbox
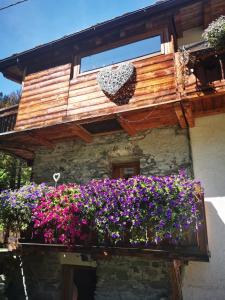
[80,35,161,73]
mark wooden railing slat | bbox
[0,105,18,133]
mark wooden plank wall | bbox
[174,0,225,38]
[204,0,225,27]
[15,64,71,130]
[65,53,176,122]
[15,54,176,130]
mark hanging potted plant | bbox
[203,16,225,52]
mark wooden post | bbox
[169,260,183,300]
[62,265,74,300]
[174,102,188,128]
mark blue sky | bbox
[0,0,155,95]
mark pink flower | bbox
[81,219,88,225]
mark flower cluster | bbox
[0,174,203,247]
[0,183,49,233]
[33,184,89,244]
[80,173,202,245]
[203,16,225,50]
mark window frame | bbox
[112,161,140,179]
[73,27,170,78]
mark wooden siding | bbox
[66,53,177,122]
[204,0,225,28]
[15,64,71,130]
[174,0,225,38]
[15,54,177,130]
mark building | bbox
[0,0,225,299]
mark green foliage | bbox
[203,16,225,50]
[0,91,20,109]
[0,152,31,190]
[0,183,50,234]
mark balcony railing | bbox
[176,42,225,99]
[0,105,18,134]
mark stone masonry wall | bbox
[33,127,192,184]
[95,257,170,300]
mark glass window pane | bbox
[80,35,161,73]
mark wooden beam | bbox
[67,125,93,143]
[19,242,210,262]
[118,116,138,136]
[169,260,183,300]
[0,141,34,151]
[194,106,225,118]
[28,132,55,149]
[182,102,195,128]
[0,146,34,161]
[174,103,187,128]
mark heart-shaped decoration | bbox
[53,173,61,183]
[97,62,135,96]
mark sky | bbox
[0,0,155,95]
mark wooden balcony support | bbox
[117,115,138,136]
[0,144,34,161]
[174,102,187,128]
[174,101,195,128]
[66,124,93,143]
[27,132,55,149]
[182,102,195,128]
[170,260,184,300]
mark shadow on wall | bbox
[0,255,25,300]
[183,200,225,300]
[205,201,225,262]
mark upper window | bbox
[80,35,161,73]
[112,162,140,179]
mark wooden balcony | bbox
[175,43,225,118]
[19,193,209,262]
[0,105,18,134]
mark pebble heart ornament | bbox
[97,62,135,96]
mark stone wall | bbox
[95,256,170,300]
[1,251,172,300]
[33,127,192,184]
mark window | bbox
[80,35,161,73]
[112,162,140,179]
